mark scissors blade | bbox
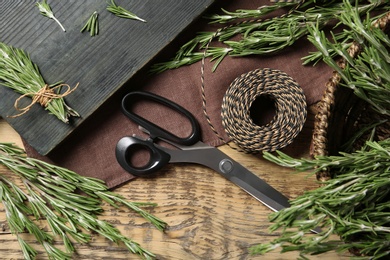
[160,143,290,212]
[162,143,322,234]
[226,162,290,212]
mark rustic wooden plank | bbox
[0,108,351,259]
[0,0,215,155]
[0,119,23,147]
[0,158,350,260]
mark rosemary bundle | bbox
[0,142,166,259]
[0,42,79,123]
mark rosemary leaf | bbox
[206,2,295,24]
[17,236,37,260]
[107,0,146,23]
[94,190,166,231]
[81,11,99,37]
[36,0,66,32]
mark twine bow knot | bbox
[9,83,78,118]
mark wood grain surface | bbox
[0,0,214,155]
[0,106,351,259]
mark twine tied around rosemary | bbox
[9,83,78,118]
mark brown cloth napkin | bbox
[24,0,332,189]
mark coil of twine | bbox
[199,1,307,153]
[219,68,307,153]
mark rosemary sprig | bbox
[252,139,390,259]
[35,0,66,32]
[107,0,146,23]
[306,0,390,116]
[206,2,296,24]
[151,1,388,73]
[0,142,166,259]
[81,11,99,37]
[0,42,79,123]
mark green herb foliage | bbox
[36,0,66,32]
[253,138,390,259]
[81,11,99,37]
[151,0,387,73]
[0,143,166,259]
[0,42,79,123]
[107,0,146,23]
[305,0,390,116]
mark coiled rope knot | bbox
[9,83,78,118]
[221,68,307,153]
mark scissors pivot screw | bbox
[219,159,234,174]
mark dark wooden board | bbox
[0,0,214,155]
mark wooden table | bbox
[0,106,350,259]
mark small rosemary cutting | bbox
[107,0,146,23]
[0,142,166,259]
[0,42,79,123]
[36,0,66,32]
[81,11,99,37]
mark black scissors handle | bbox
[116,91,201,176]
[116,136,171,176]
[121,91,200,145]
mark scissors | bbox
[115,91,292,213]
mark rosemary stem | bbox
[52,16,66,32]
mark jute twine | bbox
[9,83,78,118]
[221,68,307,153]
[199,1,306,153]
